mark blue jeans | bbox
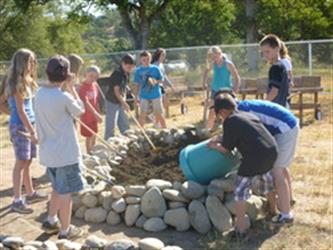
[104,101,129,140]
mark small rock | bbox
[85,235,108,248]
[72,195,81,211]
[112,198,127,213]
[207,181,225,201]
[146,179,172,190]
[188,200,211,234]
[112,185,126,199]
[107,211,122,225]
[209,178,234,193]
[143,217,167,232]
[99,191,112,205]
[163,208,190,231]
[22,246,37,250]
[141,187,167,217]
[103,193,114,211]
[172,181,182,191]
[139,238,165,250]
[168,202,186,209]
[125,185,146,197]
[2,237,24,249]
[55,239,69,250]
[25,241,43,249]
[125,204,141,226]
[105,239,136,250]
[162,189,189,202]
[0,243,3,250]
[162,247,183,250]
[81,193,98,208]
[84,207,107,223]
[135,214,147,228]
[206,195,233,232]
[125,196,141,204]
[42,240,58,250]
[180,181,205,199]
[91,181,107,195]
[74,206,87,219]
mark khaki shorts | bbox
[140,98,164,115]
[274,125,299,168]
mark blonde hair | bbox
[206,46,223,68]
[86,65,101,75]
[68,54,84,76]
[280,42,291,60]
[5,48,38,97]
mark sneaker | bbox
[11,200,33,214]
[271,213,294,226]
[58,225,84,240]
[42,221,60,234]
[26,190,48,204]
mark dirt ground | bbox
[0,92,332,249]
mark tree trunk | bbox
[246,0,258,72]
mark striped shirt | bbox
[237,100,298,135]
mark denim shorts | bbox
[47,163,85,194]
[9,123,36,160]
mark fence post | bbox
[308,42,312,76]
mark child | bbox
[68,54,84,86]
[151,48,175,125]
[5,48,47,214]
[35,55,85,239]
[78,66,103,154]
[134,51,166,128]
[208,93,278,238]
[280,42,293,88]
[0,76,10,115]
[104,54,135,139]
[260,34,289,108]
[202,46,241,130]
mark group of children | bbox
[0,33,298,240]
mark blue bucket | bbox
[179,139,241,185]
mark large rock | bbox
[180,181,205,199]
[112,198,127,213]
[25,241,43,249]
[125,196,141,204]
[90,181,107,195]
[125,204,141,226]
[206,195,232,232]
[172,181,182,191]
[168,202,186,209]
[99,191,112,205]
[209,178,234,193]
[102,193,114,211]
[139,238,165,250]
[162,247,183,250]
[22,246,38,250]
[84,207,107,223]
[163,208,190,232]
[2,237,24,249]
[188,200,211,234]
[125,185,146,197]
[105,239,136,250]
[141,187,167,217]
[146,179,172,190]
[135,214,147,228]
[207,181,225,201]
[72,195,82,211]
[143,217,167,232]
[81,193,98,208]
[112,185,126,199]
[85,235,108,248]
[162,189,189,203]
[42,241,58,250]
[107,211,122,225]
[56,239,81,250]
[74,206,87,219]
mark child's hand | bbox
[30,133,38,144]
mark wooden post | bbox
[299,93,303,127]
[314,91,319,118]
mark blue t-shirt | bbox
[8,92,35,125]
[211,57,233,91]
[134,65,163,100]
[237,100,298,136]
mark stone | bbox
[163,208,190,231]
[209,178,234,193]
[102,193,114,211]
[146,179,172,190]
[25,241,43,249]
[0,243,3,250]
[125,185,147,197]
[22,246,37,250]
[143,217,167,232]
[2,237,24,249]
[55,239,70,250]
[90,181,107,195]
[162,247,183,250]
[125,196,141,204]
[244,214,251,230]
[105,239,136,250]
[42,241,58,250]
[81,193,98,208]
[141,187,167,217]
[84,207,107,223]
[99,191,112,205]
[180,181,205,199]
[112,198,127,213]
[85,235,108,248]
[162,189,189,203]
[172,181,182,191]
[72,195,81,211]
[107,211,122,225]
[188,200,211,234]
[74,206,87,219]
[206,195,233,232]
[168,202,186,209]
[207,181,225,201]
[125,204,141,226]
[139,238,165,250]
[112,185,126,199]
[135,214,147,228]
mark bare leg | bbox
[22,159,34,195]
[13,160,27,200]
[272,168,291,214]
[266,191,277,215]
[58,193,72,231]
[139,112,148,127]
[49,190,61,217]
[206,108,216,130]
[235,200,247,231]
[284,168,293,202]
[155,114,167,128]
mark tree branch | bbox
[148,0,170,23]
[118,8,139,44]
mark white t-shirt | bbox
[280,58,292,72]
[35,87,85,168]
